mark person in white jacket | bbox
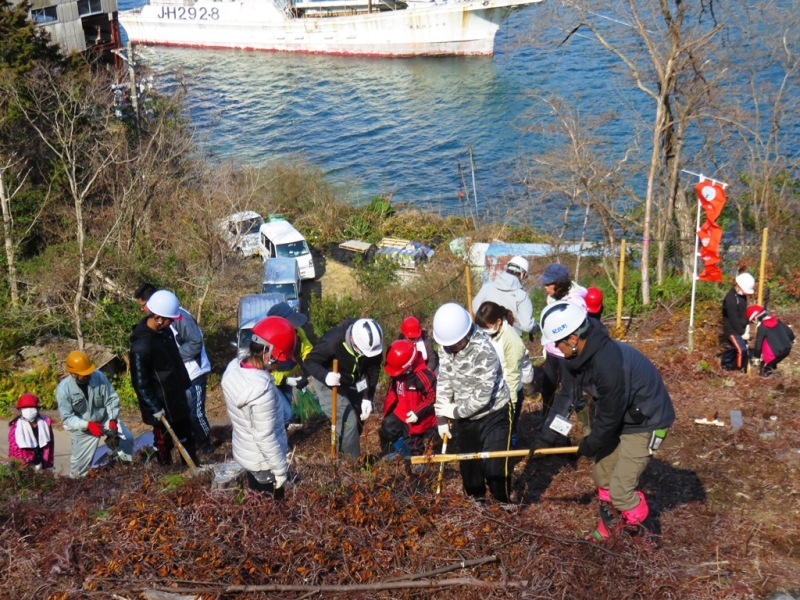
[474,301,535,448]
[221,316,297,498]
[472,256,537,338]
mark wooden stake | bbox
[435,431,448,494]
[330,359,338,460]
[409,446,578,465]
[465,265,473,317]
[616,239,626,332]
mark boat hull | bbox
[119,0,540,57]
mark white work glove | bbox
[360,399,373,421]
[274,473,287,489]
[406,410,419,424]
[325,372,341,387]
[153,410,165,421]
[742,328,751,341]
[286,377,302,387]
[437,417,450,440]
[438,402,457,420]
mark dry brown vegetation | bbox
[2,292,799,599]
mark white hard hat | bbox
[539,301,588,346]
[433,303,473,346]
[507,256,529,277]
[349,318,384,357]
[146,290,182,320]
[735,273,755,295]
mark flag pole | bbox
[682,170,729,353]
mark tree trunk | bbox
[0,171,19,306]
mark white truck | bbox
[258,219,316,280]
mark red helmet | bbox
[585,287,604,314]
[384,340,418,377]
[251,316,297,362]
[400,316,422,340]
[17,393,40,409]
[746,305,764,322]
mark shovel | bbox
[409,445,579,465]
[160,414,197,469]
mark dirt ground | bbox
[3,256,800,599]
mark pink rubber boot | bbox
[621,491,658,541]
[586,488,617,542]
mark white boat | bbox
[118,0,542,57]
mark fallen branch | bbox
[385,556,497,582]
[150,577,529,595]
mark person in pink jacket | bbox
[7,393,54,470]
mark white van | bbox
[220,211,264,257]
[258,220,316,280]
[261,257,302,311]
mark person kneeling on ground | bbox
[721,272,755,372]
[221,316,297,498]
[539,301,675,542]
[747,305,795,377]
[57,351,134,478]
[378,340,439,457]
[433,303,513,503]
[8,394,54,470]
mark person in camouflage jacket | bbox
[433,303,513,502]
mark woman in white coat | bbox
[221,316,297,498]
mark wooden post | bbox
[465,265,473,317]
[330,359,338,460]
[757,228,768,306]
[616,239,626,331]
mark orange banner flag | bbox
[695,181,727,282]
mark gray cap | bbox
[539,263,570,285]
[266,302,308,328]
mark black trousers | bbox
[762,349,791,375]
[452,403,513,502]
[378,413,439,455]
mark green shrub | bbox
[308,294,367,337]
[110,373,139,410]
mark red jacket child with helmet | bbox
[378,340,439,456]
[8,393,54,469]
[747,305,795,377]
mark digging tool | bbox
[160,414,197,469]
[409,446,579,465]
[435,430,449,495]
[330,359,338,460]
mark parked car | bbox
[262,257,302,311]
[220,211,264,257]
[258,219,316,280]
[236,293,286,360]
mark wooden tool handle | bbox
[531,446,580,456]
[330,359,338,459]
[160,414,197,469]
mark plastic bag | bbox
[293,388,324,422]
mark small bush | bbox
[308,294,367,337]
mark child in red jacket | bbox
[7,393,54,469]
[378,340,439,456]
[747,305,795,377]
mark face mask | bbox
[21,408,39,422]
[482,327,498,336]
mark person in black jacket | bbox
[305,318,383,458]
[129,290,197,466]
[539,301,675,542]
[747,304,795,377]
[721,272,755,372]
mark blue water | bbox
[118,0,641,220]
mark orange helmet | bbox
[400,316,422,340]
[66,351,96,376]
[251,316,297,362]
[585,287,604,314]
[384,340,418,377]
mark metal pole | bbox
[615,239,626,331]
[688,197,702,352]
[468,144,479,223]
[757,228,768,306]
[330,359,338,460]
[458,160,475,230]
[127,41,141,141]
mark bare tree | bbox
[3,67,128,348]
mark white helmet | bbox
[146,290,182,320]
[539,301,588,346]
[349,318,383,357]
[433,303,473,346]
[507,256,529,278]
[735,272,755,295]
